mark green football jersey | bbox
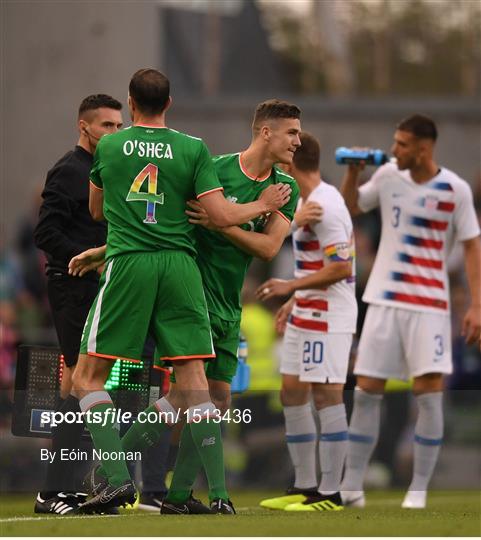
[90,126,222,259]
[196,153,300,321]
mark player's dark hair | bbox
[129,68,170,116]
[397,114,437,141]
[78,94,122,119]
[253,99,301,132]
[292,132,320,172]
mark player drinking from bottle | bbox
[340,114,481,509]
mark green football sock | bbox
[188,403,229,502]
[121,404,171,453]
[166,424,202,503]
[80,394,130,488]
[97,401,174,481]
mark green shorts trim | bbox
[206,313,240,383]
[164,312,240,384]
[80,251,214,362]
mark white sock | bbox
[284,403,317,489]
[409,392,443,491]
[318,404,348,495]
[79,390,113,412]
[154,396,181,425]
[342,387,383,492]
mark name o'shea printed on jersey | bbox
[93,129,221,260]
[122,140,173,160]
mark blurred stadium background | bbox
[1,0,480,497]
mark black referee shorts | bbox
[47,274,99,367]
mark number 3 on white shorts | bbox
[434,334,444,358]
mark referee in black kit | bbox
[33,94,123,514]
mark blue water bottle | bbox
[335,147,388,166]
[231,334,250,394]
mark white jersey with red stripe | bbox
[289,182,357,334]
[359,163,480,314]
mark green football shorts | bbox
[163,312,240,384]
[80,251,214,363]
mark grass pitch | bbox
[0,490,479,537]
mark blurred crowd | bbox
[1,170,480,489]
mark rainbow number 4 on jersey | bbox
[127,163,165,224]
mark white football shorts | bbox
[355,304,452,381]
[280,324,353,383]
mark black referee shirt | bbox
[34,145,107,277]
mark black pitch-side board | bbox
[12,345,164,438]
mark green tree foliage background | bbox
[259,0,480,97]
